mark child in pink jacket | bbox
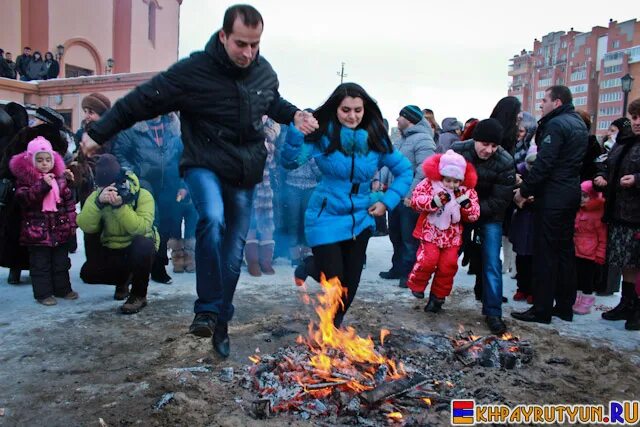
[573,180,607,315]
[407,150,480,313]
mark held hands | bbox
[454,188,471,208]
[620,174,636,188]
[593,176,608,188]
[368,201,387,217]
[403,197,412,208]
[42,173,55,186]
[513,188,534,209]
[293,110,319,135]
[431,191,451,208]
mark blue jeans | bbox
[388,204,419,276]
[479,222,503,317]
[184,168,255,322]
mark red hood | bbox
[9,150,66,185]
[422,153,477,189]
[581,195,605,212]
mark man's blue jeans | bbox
[387,204,419,276]
[479,222,503,317]
[184,168,255,322]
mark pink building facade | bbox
[509,19,640,138]
[0,0,182,130]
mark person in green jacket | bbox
[77,154,159,314]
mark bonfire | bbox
[243,276,532,423]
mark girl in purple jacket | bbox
[9,137,78,305]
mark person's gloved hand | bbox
[454,188,471,208]
[431,191,451,208]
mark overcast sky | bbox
[178,0,638,127]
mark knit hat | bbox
[34,106,64,129]
[81,93,111,116]
[94,154,121,187]
[439,149,467,181]
[27,136,55,167]
[472,118,504,145]
[399,105,423,125]
[525,143,538,163]
[611,117,631,132]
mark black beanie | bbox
[95,154,122,187]
[472,118,504,145]
[399,105,423,125]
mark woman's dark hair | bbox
[32,51,42,60]
[45,51,54,61]
[490,96,521,154]
[307,82,392,154]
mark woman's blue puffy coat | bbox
[282,125,412,247]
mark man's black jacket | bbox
[88,32,298,187]
[452,140,516,223]
[520,104,588,210]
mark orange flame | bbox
[387,412,403,420]
[292,275,405,393]
[248,355,261,364]
[422,398,432,405]
[380,329,390,346]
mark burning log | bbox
[453,336,485,354]
[305,381,347,390]
[360,374,427,405]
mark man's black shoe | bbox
[552,306,573,322]
[511,307,551,324]
[189,312,217,337]
[602,297,634,321]
[379,270,401,280]
[7,268,21,284]
[485,316,508,335]
[151,262,173,284]
[398,277,408,288]
[213,321,230,358]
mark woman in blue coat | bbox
[282,83,412,327]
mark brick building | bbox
[509,19,640,138]
[0,0,182,130]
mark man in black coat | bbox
[453,119,516,335]
[87,5,317,357]
[512,85,588,324]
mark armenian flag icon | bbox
[451,400,475,425]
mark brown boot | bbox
[183,238,196,273]
[245,240,261,276]
[259,240,276,275]
[168,238,185,273]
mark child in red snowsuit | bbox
[407,150,480,312]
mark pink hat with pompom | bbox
[439,149,467,181]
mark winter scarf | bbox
[427,180,460,230]
[26,137,61,212]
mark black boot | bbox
[625,298,640,331]
[7,268,21,284]
[602,281,635,321]
[189,312,217,337]
[424,294,445,313]
[213,321,230,358]
[151,259,172,284]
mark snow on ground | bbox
[1,230,638,353]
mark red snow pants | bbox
[407,241,460,298]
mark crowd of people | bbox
[0,46,60,80]
[1,5,640,359]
